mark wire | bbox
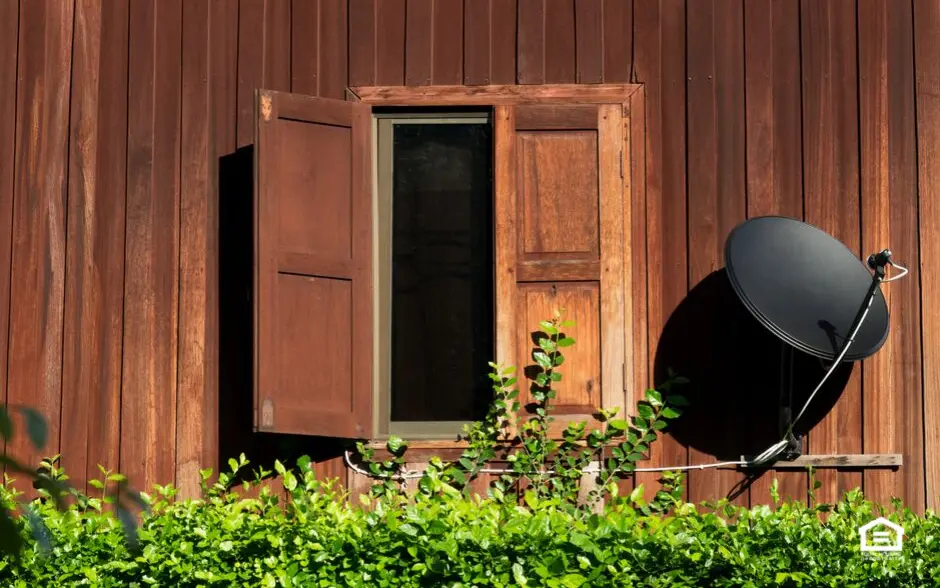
[342,450,746,482]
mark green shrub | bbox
[0,310,935,586]
[0,460,937,587]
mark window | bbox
[374,111,494,437]
[251,85,642,442]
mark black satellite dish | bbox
[723,216,907,465]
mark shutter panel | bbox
[254,90,372,438]
[494,104,626,436]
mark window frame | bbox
[373,110,494,439]
[348,83,647,448]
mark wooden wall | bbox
[1,0,939,511]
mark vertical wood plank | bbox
[624,88,649,495]
[207,0,238,489]
[61,0,128,493]
[122,0,182,491]
[490,0,517,84]
[463,0,489,84]
[6,0,74,484]
[432,0,463,84]
[348,0,376,86]
[263,0,291,92]
[544,0,575,83]
[633,0,689,498]
[801,0,863,505]
[860,0,923,512]
[291,0,319,95]
[916,0,940,513]
[576,0,603,83]
[236,0,263,148]
[319,0,347,99]
[494,106,517,407]
[603,0,632,83]
[375,0,406,85]
[744,0,807,507]
[0,0,19,465]
[599,104,626,417]
[685,0,748,506]
[517,0,544,84]
[177,0,213,499]
[405,0,432,85]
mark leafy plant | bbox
[355,309,688,515]
[0,406,145,558]
[0,458,936,587]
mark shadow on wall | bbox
[653,269,852,461]
[217,147,347,480]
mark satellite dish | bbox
[722,216,908,465]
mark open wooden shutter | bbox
[494,104,627,436]
[253,90,372,438]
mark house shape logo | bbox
[859,517,904,552]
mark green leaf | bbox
[668,394,690,407]
[645,389,663,406]
[661,407,682,419]
[512,562,528,586]
[637,404,654,419]
[539,321,559,335]
[533,351,552,369]
[557,337,576,347]
[18,407,47,450]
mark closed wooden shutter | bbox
[253,90,373,438]
[494,104,627,436]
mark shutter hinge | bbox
[619,152,624,178]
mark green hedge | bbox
[0,458,937,588]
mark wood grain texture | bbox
[405,0,432,85]
[598,104,627,418]
[319,0,348,99]
[375,0,406,85]
[121,0,182,490]
[603,0,633,83]
[6,0,74,487]
[463,0,490,85]
[576,0,603,83]
[627,89,648,429]
[490,0,517,84]
[633,0,690,499]
[263,0,291,92]
[544,0,575,83]
[432,0,463,84]
[351,84,638,105]
[0,0,19,467]
[291,0,320,95]
[517,0,544,84]
[685,0,748,506]
[494,105,518,434]
[177,0,213,499]
[61,0,129,493]
[207,0,238,488]
[859,0,924,513]
[743,0,807,507]
[915,0,940,511]
[348,0,376,86]
[800,0,863,505]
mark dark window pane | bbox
[390,122,493,422]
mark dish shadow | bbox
[653,269,853,460]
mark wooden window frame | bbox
[347,83,647,449]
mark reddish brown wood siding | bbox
[0,0,938,511]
